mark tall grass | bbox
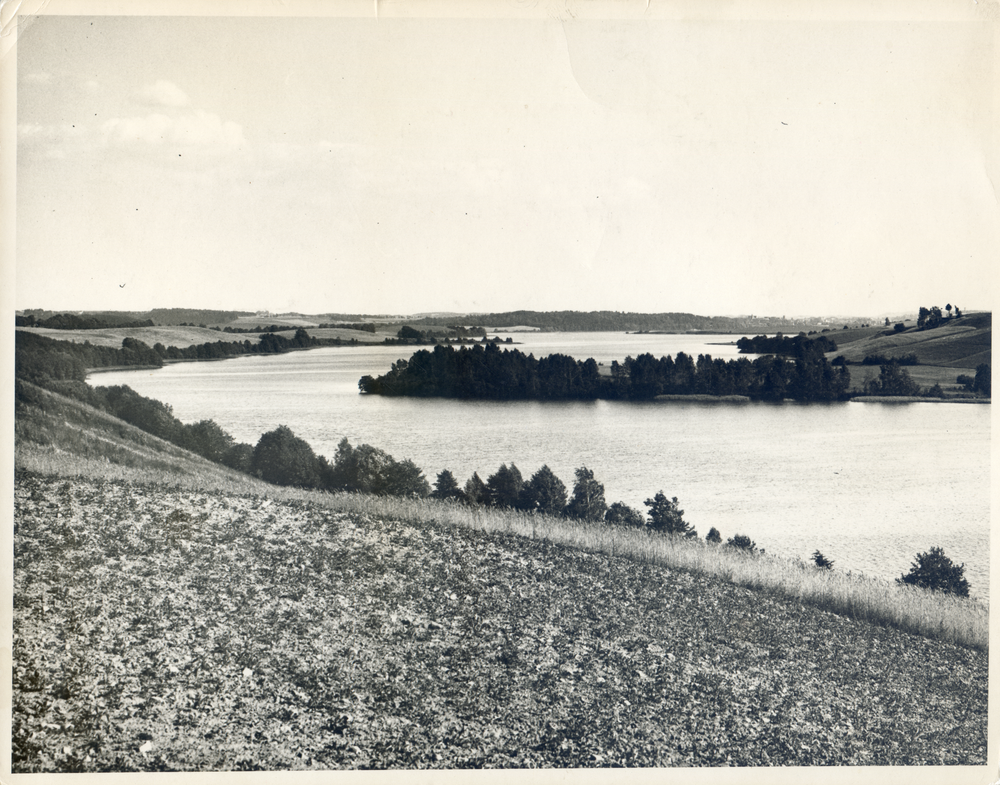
[16,442,988,651]
[324,493,989,651]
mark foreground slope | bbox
[13,472,986,771]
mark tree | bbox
[706,527,722,544]
[382,458,430,498]
[974,363,991,397]
[864,361,921,396]
[432,469,464,501]
[185,419,235,463]
[812,550,834,569]
[565,467,608,521]
[486,463,523,508]
[463,472,488,506]
[605,502,645,528]
[519,465,568,515]
[251,425,322,488]
[643,492,691,535]
[897,546,969,597]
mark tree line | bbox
[736,333,838,358]
[14,328,359,381]
[358,342,852,402]
[412,310,835,334]
[15,313,156,330]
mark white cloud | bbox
[137,80,191,108]
[18,122,86,141]
[102,110,244,148]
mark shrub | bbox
[924,383,945,398]
[894,322,906,332]
[251,425,322,488]
[605,501,645,528]
[956,374,974,390]
[706,527,722,544]
[897,546,970,597]
[812,550,834,570]
[726,534,756,553]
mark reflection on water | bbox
[92,334,990,597]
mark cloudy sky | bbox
[13,6,999,317]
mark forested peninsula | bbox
[358,341,852,402]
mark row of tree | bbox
[15,313,156,330]
[917,304,962,330]
[14,328,361,380]
[736,333,838,359]
[359,343,852,402]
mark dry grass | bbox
[15,442,988,652]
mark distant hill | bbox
[411,310,853,334]
[831,313,991,369]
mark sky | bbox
[11,6,999,318]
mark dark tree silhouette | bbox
[519,465,568,515]
[897,547,970,597]
[643,492,691,535]
[486,464,524,509]
[251,425,322,488]
[605,502,645,528]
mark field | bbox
[19,325,244,350]
[12,470,988,772]
[12,382,990,773]
[830,314,991,368]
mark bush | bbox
[897,546,970,597]
[706,527,722,544]
[251,425,323,488]
[812,550,834,569]
[605,501,645,528]
[726,534,756,553]
[956,374,974,390]
[924,383,945,398]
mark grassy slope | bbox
[830,314,990,369]
[18,325,247,350]
[11,384,989,771]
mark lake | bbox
[91,332,991,598]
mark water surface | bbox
[92,333,990,596]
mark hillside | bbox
[19,325,243,350]
[11,380,989,772]
[830,313,991,368]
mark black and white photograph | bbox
[4,0,995,780]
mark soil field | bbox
[12,472,987,773]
